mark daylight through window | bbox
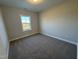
[20,15,31,31]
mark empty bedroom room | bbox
[0,0,78,59]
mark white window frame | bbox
[20,15,32,32]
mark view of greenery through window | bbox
[20,15,31,31]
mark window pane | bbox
[20,16,31,31]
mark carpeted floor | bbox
[9,34,77,59]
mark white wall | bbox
[1,6,39,41]
[39,0,78,45]
[0,8,9,59]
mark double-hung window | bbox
[20,15,32,31]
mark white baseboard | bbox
[9,32,77,46]
[7,43,9,59]
[9,32,39,42]
[41,33,77,46]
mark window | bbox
[20,15,32,31]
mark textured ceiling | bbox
[0,0,64,12]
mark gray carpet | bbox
[9,34,77,59]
